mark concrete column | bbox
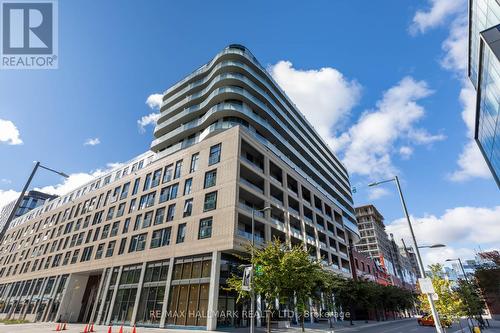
[89,270,106,324]
[264,224,272,242]
[130,262,147,325]
[96,268,113,325]
[105,266,123,325]
[54,274,72,322]
[159,257,175,328]
[206,251,221,331]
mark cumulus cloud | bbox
[138,93,163,132]
[84,137,100,146]
[333,77,444,179]
[367,187,390,200]
[269,60,362,147]
[35,162,123,197]
[0,189,20,211]
[0,119,23,145]
[387,206,500,265]
[449,141,492,181]
[440,16,468,72]
[410,0,466,35]
[399,146,414,160]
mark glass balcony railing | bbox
[238,229,264,243]
[238,202,264,218]
[240,178,264,194]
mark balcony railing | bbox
[241,156,264,172]
[271,218,285,230]
[240,178,264,194]
[306,235,316,244]
[239,202,265,218]
[238,229,265,243]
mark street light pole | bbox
[0,161,68,241]
[250,206,271,333]
[369,176,444,333]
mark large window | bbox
[150,227,171,248]
[204,170,217,188]
[166,204,176,222]
[208,143,221,165]
[136,261,169,326]
[106,241,116,257]
[139,192,156,209]
[190,153,199,173]
[174,160,183,179]
[162,164,173,183]
[159,184,178,203]
[198,217,212,239]
[111,264,142,325]
[183,199,193,218]
[154,207,165,225]
[120,182,130,200]
[129,233,147,252]
[132,178,141,195]
[183,178,192,195]
[203,192,217,211]
[176,223,186,243]
[151,169,162,188]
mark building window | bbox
[184,178,192,195]
[150,227,171,248]
[208,143,221,165]
[143,211,153,229]
[120,182,130,200]
[176,223,186,243]
[128,199,137,214]
[174,160,183,179]
[132,178,141,195]
[160,184,178,203]
[116,203,126,217]
[71,250,80,264]
[106,206,115,221]
[139,192,156,209]
[204,170,217,188]
[203,191,217,211]
[81,246,93,262]
[123,218,131,234]
[154,207,165,225]
[134,215,142,231]
[129,233,147,252]
[166,204,176,222]
[151,169,162,188]
[190,153,199,173]
[106,241,116,257]
[183,199,193,217]
[95,243,104,259]
[162,164,173,183]
[118,238,127,255]
[110,221,120,237]
[198,217,212,239]
[143,173,152,191]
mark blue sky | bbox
[0,0,498,265]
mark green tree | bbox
[455,279,485,318]
[418,264,464,324]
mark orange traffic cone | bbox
[107,325,112,333]
[131,324,136,333]
[62,322,67,330]
[82,324,88,333]
[55,323,61,332]
[118,326,123,333]
[89,322,95,332]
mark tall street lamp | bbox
[369,176,444,333]
[250,206,271,333]
[0,161,69,241]
[445,258,469,283]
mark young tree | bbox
[419,264,465,324]
[456,279,485,319]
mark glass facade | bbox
[469,0,500,186]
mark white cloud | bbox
[269,60,362,147]
[367,187,390,200]
[0,119,23,145]
[333,77,444,178]
[440,16,468,72]
[35,162,123,197]
[449,141,492,181]
[138,93,163,132]
[145,93,163,110]
[399,146,414,160]
[84,137,100,146]
[410,0,466,35]
[0,189,20,211]
[387,206,500,265]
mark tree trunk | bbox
[301,312,305,332]
[266,308,271,333]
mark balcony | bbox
[271,218,285,231]
[239,202,264,218]
[238,229,264,243]
[240,178,264,194]
[290,227,302,239]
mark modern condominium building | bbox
[468,0,500,187]
[355,205,395,276]
[0,45,358,330]
[0,190,57,237]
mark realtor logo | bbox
[1,0,58,69]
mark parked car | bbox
[417,314,452,327]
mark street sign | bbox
[431,293,439,301]
[242,266,252,291]
[255,265,263,276]
[418,278,436,294]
